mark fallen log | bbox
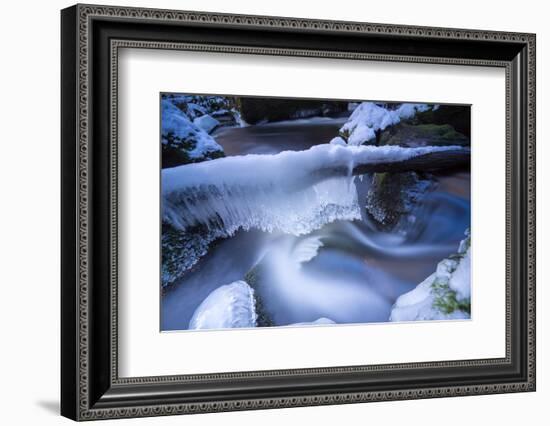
[162,145,471,237]
[317,148,470,181]
[163,144,471,196]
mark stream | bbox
[161,117,470,330]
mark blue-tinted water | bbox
[161,119,470,330]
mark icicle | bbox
[162,144,462,239]
[163,177,361,238]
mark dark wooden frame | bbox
[61,3,536,421]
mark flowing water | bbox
[161,118,470,330]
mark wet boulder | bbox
[161,222,219,289]
[365,171,434,233]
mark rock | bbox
[161,222,217,289]
[389,229,471,322]
[237,97,348,124]
[161,134,224,169]
[167,94,236,120]
[211,109,240,127]
[161,98,225,168]
[413,104,471,136]
[379,122,469,148]
[244,267,275,327]
[193,114,220,134]
[365,171,434,232]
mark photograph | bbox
[56,2,537,421]
[160,94,472,331]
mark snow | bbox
[396,103,431,120]
[186,103,207,119]
[161,99,223,159]
[347,123,377,146]
[449,247,471,300]
[389,272,470,321]
[163,144,460,193]
[193,114,219,134]
[188,281,257,330]
[390,274,446,321]
[389,232,471,322]
[163,94,245,129]
[435,258,458,281]
[233,110,249,127]
[164,94,229,120]
[161,99,192,139]
[451,228,471,300]
[329,136,347,146]
[287,317,335,326]
[340,102,435,146]
[162,144,462,238]
[163,95,207,120]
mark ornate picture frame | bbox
[61,3,535,421]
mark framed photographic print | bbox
[61,4,536,421]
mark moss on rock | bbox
[161,222,218,290]
[379,122,469,148]
[413,104,471,136]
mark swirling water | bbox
[161,119,470,331]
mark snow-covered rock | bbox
[193,114,220,134]
[450,234,471,300]
[165,93,247,128]
[161,99,224,167]
[188,281,258,330]
[339,102,434,146]
[389,229,471,322]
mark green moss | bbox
[433,289,471,315]
[373,172,388,187]
[379,123,469,147]
[430,256,470,316]
[415,124,465,140]
[414,104,471,136]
